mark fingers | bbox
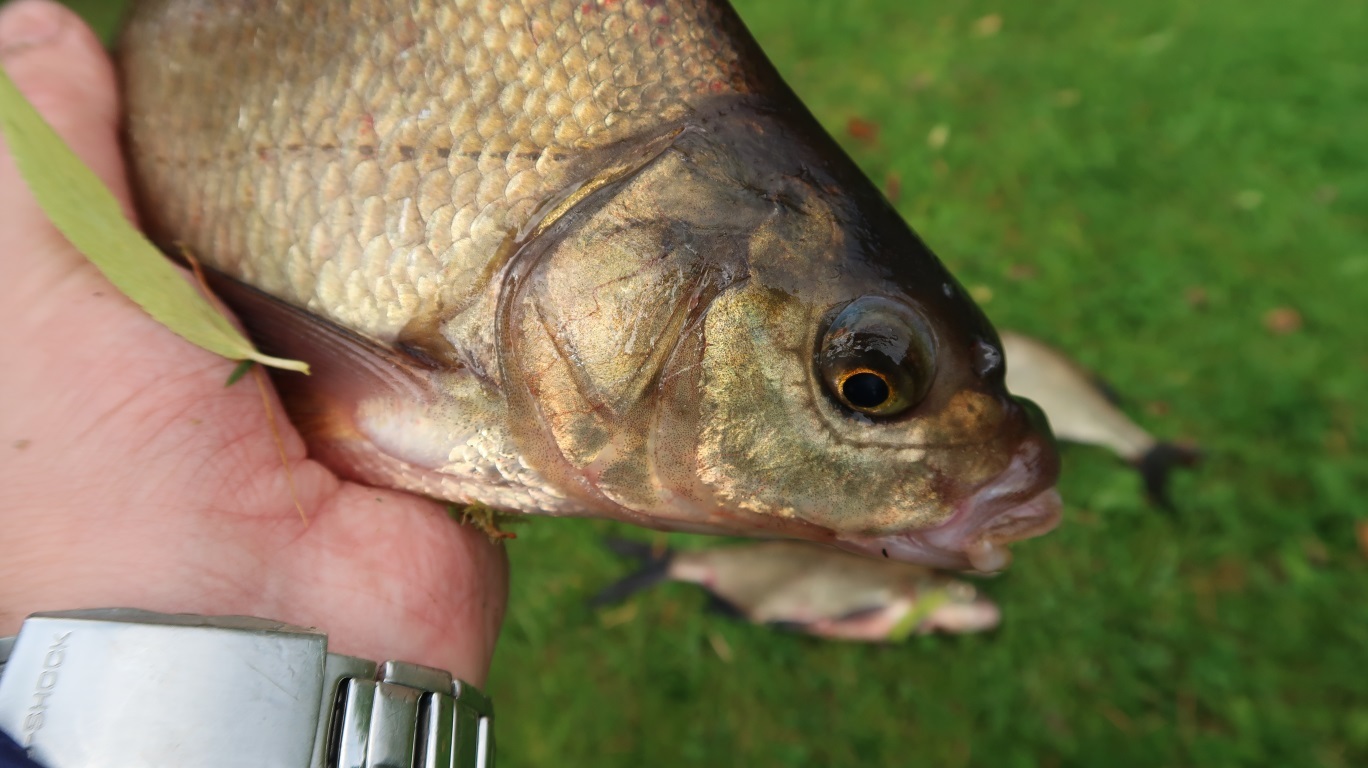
[0,0,132,271]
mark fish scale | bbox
[119,0,1063,569]
[123,0,749,349]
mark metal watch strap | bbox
[0,609,494,768]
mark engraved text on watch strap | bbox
[0,609,493,768]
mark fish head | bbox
[908,580,1002,635]
[505,108,1059,570]
[657,111,1061,571]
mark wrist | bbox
[0,484,507,687]
[0,608,496,767]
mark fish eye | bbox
[839,369,892,409]
[818,297,936,418]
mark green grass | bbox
[63,1,1368,765]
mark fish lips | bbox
[838,432,1063,572]
[841,488,1062,572]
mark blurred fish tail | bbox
[592,538,676,607]
[1137,442,1203,512]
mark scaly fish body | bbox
[595,539,1001,640]
[119,0,1061,569]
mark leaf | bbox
[887,590,952,642]
[0,66,308,374]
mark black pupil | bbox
[842,372,890,409]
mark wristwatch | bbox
[0,608,494,767]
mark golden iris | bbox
[819,297,936,418]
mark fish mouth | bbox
[838,435,1063,572]
[838,488,1061,572]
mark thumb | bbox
[0,0,133,278]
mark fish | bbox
[1001,331,1200,509]
[593,538,1001,640]
[117,0,1061,570]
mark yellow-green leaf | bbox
[0,66,308,374]
[888,590,952,642]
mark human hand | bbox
[0,0,507,684]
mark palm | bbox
[0,258,506,681]
[0,16,505,680]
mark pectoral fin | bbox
[202,270,438,438]
[194,270,509,501]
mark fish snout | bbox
[832,389,1062,570]
[1011,394,1055,442]
[927,415,1063,570]
[854,399,1061,570]
[920,598,1002,634]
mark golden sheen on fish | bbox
[118,0,1061,570]
[594,539,1001,640]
